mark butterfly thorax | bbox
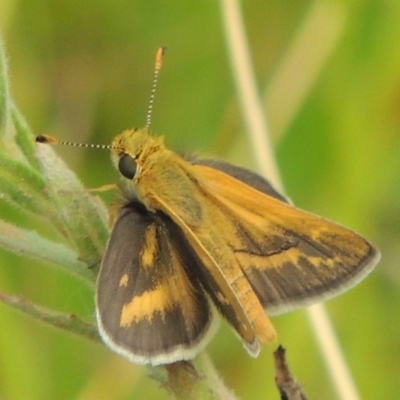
[111,128,204,225]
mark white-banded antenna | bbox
[36,47,166,148]
[145,46,166,129]
[35,134,118,149]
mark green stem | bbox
[161,354,237,400]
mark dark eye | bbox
[118,154,137,179]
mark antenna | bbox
[35,47,166,148]
[145,46,166,129]
[35,134,118,150]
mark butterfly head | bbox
[111,128,165,182]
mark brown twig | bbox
[274,345,308,400]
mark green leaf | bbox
[0,292,100,343]
[34,143,109,265]
[0,220,96,285]
[11,104,42,170]
[0,149,56,216]
[0,34,10,141]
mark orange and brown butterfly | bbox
[36,47,380,366]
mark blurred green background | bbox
[0,1,399,399]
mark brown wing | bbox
[151,192,277,357]
[193,165,380,316]
[96,201,217,366]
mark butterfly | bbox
[93,127,379,366]
[37,48,380,366]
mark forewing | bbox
[96,201,216,366]
[150,179,277,355]
[194,165,380,315]
[189,157,288,203]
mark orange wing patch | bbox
[119,274,129,287]
[194,165,378,315]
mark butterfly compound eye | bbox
[118,154,138,180]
